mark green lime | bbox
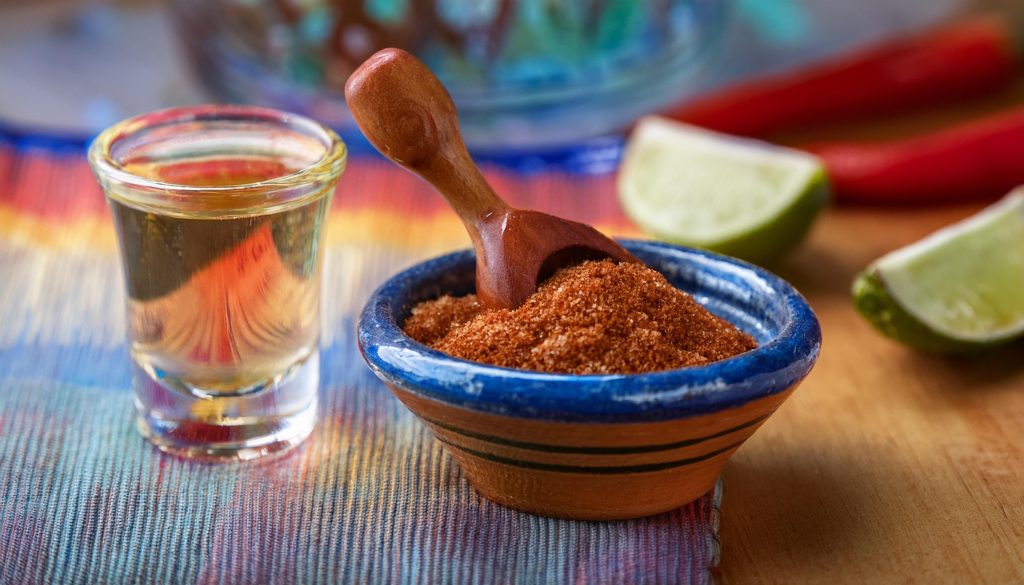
[852,190,1024,353]
[617,116,829,264]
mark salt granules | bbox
[403,260,757,375]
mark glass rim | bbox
[88,104,347,195]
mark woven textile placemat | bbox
[0,142,721,585]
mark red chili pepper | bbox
[669,15,1021,137]
[803,107,1024,204]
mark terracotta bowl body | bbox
[357,240,820,520]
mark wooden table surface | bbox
[719,205,1024,584]
[717,58,1024,584]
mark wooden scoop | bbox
[344,48,639,309]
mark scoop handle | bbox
[344,48,507,229]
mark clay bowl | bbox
[357,240,820,520]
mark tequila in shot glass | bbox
[89,105,346,459]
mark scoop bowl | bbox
[357,240,820,520]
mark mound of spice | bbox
[403,260,757,374]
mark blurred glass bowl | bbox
[171,0,726,150]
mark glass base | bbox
[132,352,319,461]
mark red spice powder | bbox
[403,260,757,375]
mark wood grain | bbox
[718,204,1024,584]
[717,23,1024,576]
[344,48,637,310]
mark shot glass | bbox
[89,105,346,460]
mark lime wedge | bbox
[853,190,1024,353]
[617,116,829,263]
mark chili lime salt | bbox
[403,260,757,374]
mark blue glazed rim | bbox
[357,240,821,423]
[0,119,624,175]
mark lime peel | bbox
[618,116,829,263]
[853,189,1024,352]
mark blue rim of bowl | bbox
[0,118,625,176]
[0,120,94,154]
[358,239,821,423]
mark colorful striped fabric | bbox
[0,140,721,585]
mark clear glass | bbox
[170,0,726,149]
[89,105,346,460]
